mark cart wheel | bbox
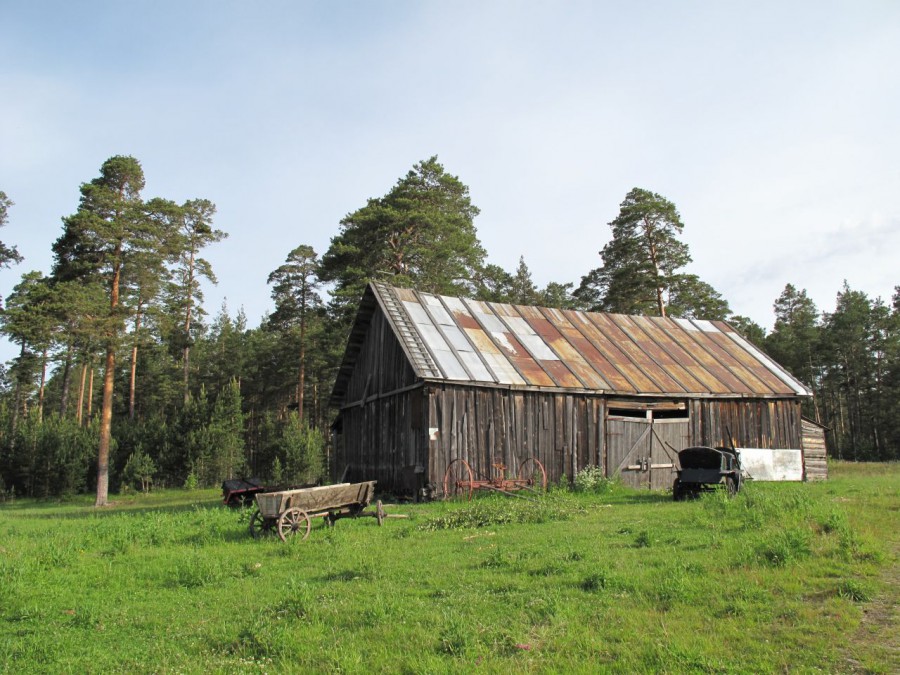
[376,500,385,526]
[518,457,548,492]
[725,476,738,497]
[443,458,474,500]
[277,507,311,542]
[672,478,683,502]
[249,511,272,539]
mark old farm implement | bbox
[249,481,394,542]
[442,457,548,500]
[672,446,743,500]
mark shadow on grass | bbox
[608,491,673,505]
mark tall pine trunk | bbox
[183,248,196,404]
[38,348,48,422]
[129,307,142,420]
[76,361,87,425]
[129,342,138,420]
[298,316,306,422]
[96,346,115,506]
[87,363,95,420]
[96,257,121,507]
[59,338,74,416]
[10,342,25,445]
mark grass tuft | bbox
[418,493,581,531]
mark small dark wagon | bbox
[673,446,742,500]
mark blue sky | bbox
[2,1,898,362]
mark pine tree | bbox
[206,379,245,482]
[163,199,226,403]
[575,188,729,319]
[320,156,486,327]
[0,190,23,275]
[52,156,170,506]
[766,284,820,391]
[267,245,322,420]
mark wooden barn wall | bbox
[425,384,605,489]
[801,418,828,481]
[689,399,803,450]
[342,309,418,406]
[333,307,424,493]
[333,390,428,494]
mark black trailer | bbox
[672,446,742,500]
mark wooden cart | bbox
[249,481,386,542]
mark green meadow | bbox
[1,462,896,673]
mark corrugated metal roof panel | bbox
[481,350,527,385]
[702,329,787,394]
[595,314,686,392]
[658,320,752,393]
[552,310,632,391]
[359,283,810,398]
[641,316,731,394]
[674,321,776,395]
[394,287,419,302]
[618,316,708,392]
[518,332,560,361]
[420,294,455,326]
[719,325,812,396]
[442,324,474,353]
[432,348,470,381]
[529,311,610,390]
[457,350,495,383]
[502,305,583,387]
[497,332,556,387]
[438,295,524,385]
[402,301,433,326]
[474,312,506,333]
[566,310,655,392]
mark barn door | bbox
[606,410,689,490]
[648,420,688,490]
[606,417,651,488]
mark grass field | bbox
[1,462,897,673]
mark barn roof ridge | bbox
[329,282,813,406]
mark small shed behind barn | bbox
[801,417,828,480]
[330,282,820,496]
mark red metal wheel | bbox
[518,457,548,492]
[443,458,475,500]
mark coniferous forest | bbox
[0,156,897,502]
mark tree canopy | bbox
[0,190,23,271]
[575,187,729,320]
[320,156,486,324]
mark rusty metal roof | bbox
[335,282,812,402]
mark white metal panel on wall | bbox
[737,448,804,481]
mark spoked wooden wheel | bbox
[277,507,311,542]
[518,457,548,492]
[249,510,273,539]
[443,458,475,500]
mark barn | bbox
[330,282,827,497]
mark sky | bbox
[2,1,898,363]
